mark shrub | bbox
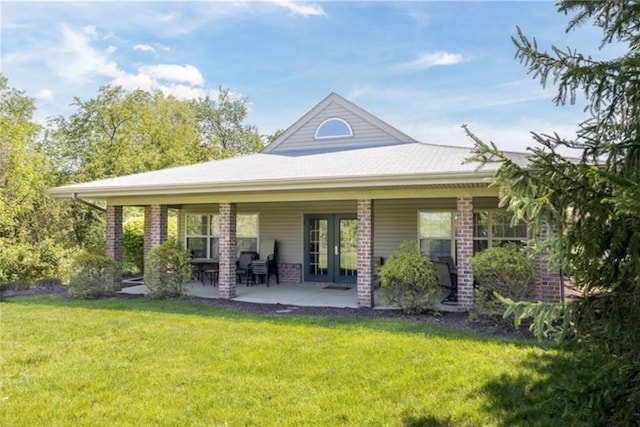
[471,243,537,314]
[122,216,144,273]
[68,251,121,299]
[0,238,60,283]
[145,239,191,299]
[378,241,440,314]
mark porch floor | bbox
[119,280,465,312]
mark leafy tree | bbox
[191,87,263,159]
[0,75,69,283]
[466,1,640,423]
[45,85,262,250]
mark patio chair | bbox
[434,261,457,305]
[251,240,279,287]
[438,255,458,286]
[237,251,258,286]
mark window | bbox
[314,118,353,139]
[473,211,527,253]
[185,213,258,258]
[418,212,454,261]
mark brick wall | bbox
[278,263,302,284]
[106,205,123,262]
[143,204,168,274]
[357,199,374,308]
[218,202,237,299]
[456,197,474,310]
[535,222,563,302]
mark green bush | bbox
[145,239,191,299]
[378,241,440,314]
[471,244,537,314]
[0,238,60,283]
[123,216,144,273]
[68,251,121,299]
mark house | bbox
[48,92,562,309]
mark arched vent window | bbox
[314,118,353,139]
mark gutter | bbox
[72,193,106,213]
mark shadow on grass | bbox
[3,294,542,346]
[402,414,455,426]
[480,349,592,427]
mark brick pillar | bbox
[357,199,374,308]
[144,204,168,274]
[218,203,237,299]
[535,222,563,302]
[456,197,474,310]
[106,205,123,262]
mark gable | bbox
[263,93,415,154]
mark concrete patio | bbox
[119,280,464,312]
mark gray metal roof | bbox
[49,141,530,198]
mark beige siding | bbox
[179,198,473,263]
[181,201,355,264]
[272,103,405,153]
[374,198,456,259]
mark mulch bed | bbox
[2,284,535,340]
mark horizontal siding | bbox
[179,198,470,263]
[374,198,456,259]
[180,201,355,264]
[274,104,403,152]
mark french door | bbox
[304,214,357,284]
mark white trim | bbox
[314,117,353,139]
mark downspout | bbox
[72,193,107,213]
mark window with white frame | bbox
[473,211,527,253]
[185,213,258,258]
[314,117,353,139]
[418,211,454,261]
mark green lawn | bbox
[1,296,573,426]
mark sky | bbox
[1,1,617,153]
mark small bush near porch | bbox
[1,296,580,426]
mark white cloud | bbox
[83,25,97,37]
[51,25,121,82]
[134,44,156,53]
[49,25,208,100]
[271,0,326,17]
[106,45,117,54]
[138,64,204,86]
[36,89,54,101]
[399,51,465,70]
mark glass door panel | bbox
[337,217,357,282]
[304,214,357,284]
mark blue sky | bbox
[1,1,612,152]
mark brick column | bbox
[456,197,474,310]
[357,199,374,308]
[218,203,237,299]
[535,222,563,302]
[144,204,168,274]
[106,205,123,262]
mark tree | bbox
[45,85,263,249]
[191,87,263,159]
[466,2,640,423]
[0,75,69,282]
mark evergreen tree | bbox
[467,1,640,423]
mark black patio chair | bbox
[434,261,458,305]
[251,240,279,287]
[237,251,258,286]
[438,255,458,287]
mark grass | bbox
[1,296,573,426]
